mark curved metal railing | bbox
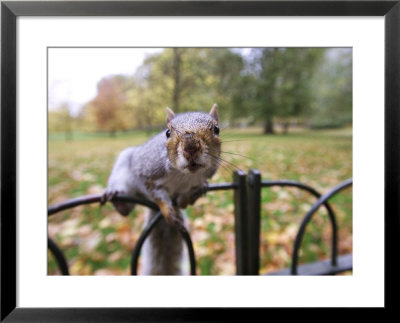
[48,194,197,275]
[290,178,353,275]
[261,180,340,272]
[246,169,352,275]
[48,182,237,275]
[48,171,352,276]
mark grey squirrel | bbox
[101,104,221,274]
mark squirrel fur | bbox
[102,104,221,275]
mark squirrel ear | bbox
[166,107,175,124]
[209,104,218,122]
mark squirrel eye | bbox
[214,125,220,135]
[166,129,171,138]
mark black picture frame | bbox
[1,1,399,321]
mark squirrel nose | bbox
[183,138,200,159]
[184,145,199,154]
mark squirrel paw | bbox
[101,189,135,216]
[100,189,119,205]
[159,204,185,231]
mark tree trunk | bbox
[264,117,274,134]
[282,121,289,134]
[172,48,181,112]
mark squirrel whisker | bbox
[204,152,243,174]
[207,148,254,162]
[220,139,251,143]
[205,156,233,178]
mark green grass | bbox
[48,127,352,275]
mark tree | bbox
[254,48,326,134]
[76,47,350,135]
[309,48,352,128]
[256,48,280,134]
[48,103,74,140]
[201,48,246,123]
[86,75,130,136]
[172,48,182,112]
[138,48,245,118]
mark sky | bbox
[48,48,162,116]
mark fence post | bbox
[247,169,261,275]
[233,170,248,275]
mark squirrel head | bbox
[165,104,221,174]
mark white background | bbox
[17,17,384,307]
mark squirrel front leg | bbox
[146,180,184,231]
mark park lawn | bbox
[48,127,352,275]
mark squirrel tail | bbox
[140,209,189,275]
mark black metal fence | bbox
[48,169,352,275]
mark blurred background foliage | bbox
[48,48,352,275]
[49,48,352,136]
